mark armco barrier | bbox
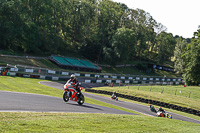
[85,89,200,116]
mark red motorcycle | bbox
[63,83,84,105]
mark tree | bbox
[104,27,136,65]
[174,37,187,74]
[155,32,176,64]
[183,29,200,85]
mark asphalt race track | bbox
[0,90,134,115]
[0,81,200,124]
[40,81,200,124]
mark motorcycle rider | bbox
[149,104,156,112]
[158,107,165,113]
[111,91,118,99]
[64,74,81,98]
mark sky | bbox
[112,0,200,38]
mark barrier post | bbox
[189,92,191,98]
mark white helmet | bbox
[70,74,76,80]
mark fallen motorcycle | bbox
[111,95,118,101]
[166,113,172,119]
[157,111,165,117]
[157,111,172,119]
[149,105,157,113]
[63,82,84,105]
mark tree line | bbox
[0,0,199,85]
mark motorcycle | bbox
[149,105,157,113]
[111,95,118,101]
[63,82,84,105]
[166,113,172,119]
[156,111,172,119]
[157,111,165,117]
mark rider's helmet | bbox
[159,107,162,110]
[70,74,76,80]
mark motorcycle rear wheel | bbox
[78,94,84,105]
[63,91,70,102]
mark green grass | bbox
[0,51,180,77]
[101,65,180,77]
[0,76,200,132]
[0,112,199,133]
[92,85,200,111]
[0,56,60,68]
[85,91,200,121]
[0,76,138,115]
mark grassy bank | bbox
[0,112,199,133]
[92,85,200,111]
[0,51,180,77]
[0,76,200,132]
[0,76,138,115]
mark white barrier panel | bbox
[48,70,56,74]
[10,68,18,72]
[96,80,102,83]
[62,72,69,75]
[52,77,59,81]
[178,79,181,81]
[121,77,125,79]
[176,82,180,85]
[156,82,161,84]
[23,74,30,78]
[156,78,159,81]
[133,81,138,84]
[170,82,173,85]
[95,75,100,78]
[136,77,140,80]
[167,79,171,81]
[150,78,153,80]
[25,69,34,73]
[143,78,147,80]
[163,82,167,85]
[129,77,133,80]
[142,81,146,84]
[149,82,154,84]
[9,72,16,76]
[173,79,176,81]
[85,80,91,83]
[125,80,130,84]
[106,80,112,83]
[0,67,2,70]
[40,75,46,79]
[75,73,80,76]
[104,75,109,78]
[85,74,90,77]
[112,76,117,79]
[116,80,121,83]
[161,78,165,81]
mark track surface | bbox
[40,81,200,124]
[0,90,134,115]
[0,81,199,124]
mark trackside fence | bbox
[1,64,184,85]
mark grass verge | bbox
[0,76,199,132]
[85,91,200,121]
[91,85,200,111]
[0,76,138,115]
[0,112,199,133]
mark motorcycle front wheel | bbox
[63,91,70,102]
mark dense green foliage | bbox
[0,0,179,64]
[181,29,200,85]
[1,0,199,84]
